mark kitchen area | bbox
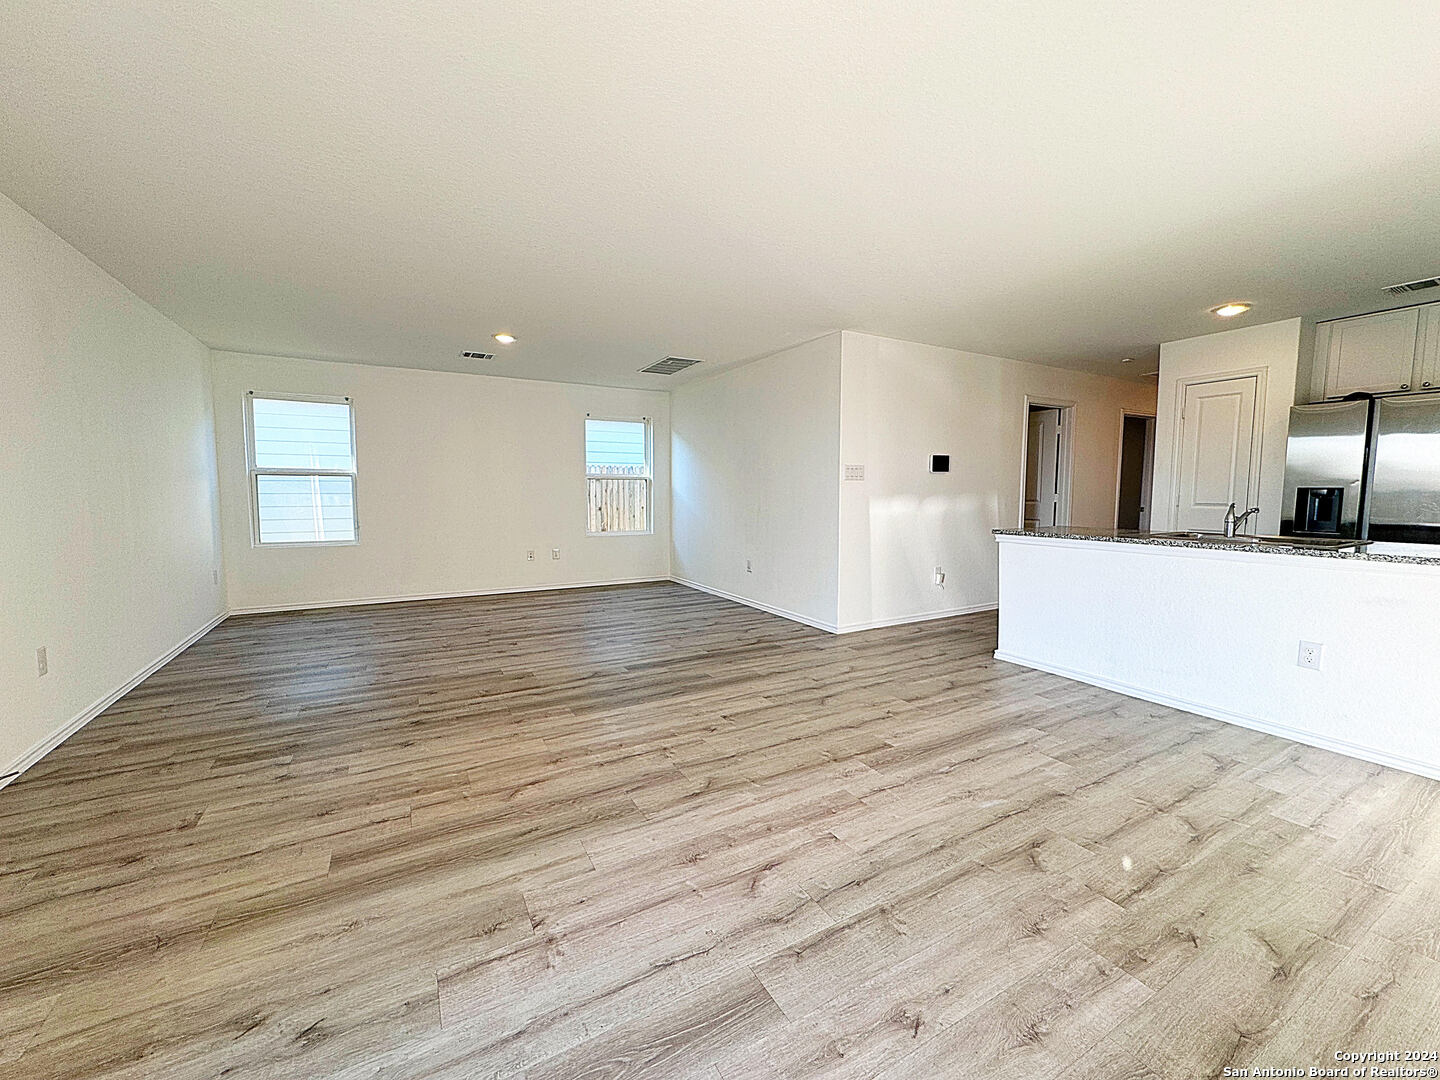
[995,299,1440,779]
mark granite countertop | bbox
[992,526,1440,566]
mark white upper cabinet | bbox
[1316,304,1433,399]
[1318,306,1422,397]
[1421,304,1440,391]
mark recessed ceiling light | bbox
[493,332,517,344]
[1210,302,1252,318]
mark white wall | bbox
[670,334,843,630]
[1153,318,1301,535]
[0,194,224,780]
[212,352,670,612]
[996,534,1440,779]
[837,332,1156,631]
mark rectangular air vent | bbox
[461,350,495,360]
[1385,277,1440,296]
[640,356,703,375]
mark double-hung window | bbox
[245,392,359,545]
[585,417,651,534]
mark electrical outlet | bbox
[36,647,48,677]
[526,549,536,562]
[551,548,560,560]
[1297,641,1323,670]
[745,559,752,573]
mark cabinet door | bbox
[1323,306,1422,397]
[1419,303,1440,392]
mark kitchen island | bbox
[994,526,1440,779]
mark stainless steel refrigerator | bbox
[1281,393,1440,543]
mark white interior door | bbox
[1174,375,1259,532]
[1025,407,1063,528]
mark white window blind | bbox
[586,418,650,533]
[247,395,358,544]
[585,419,649,476]
[252,398,355,470]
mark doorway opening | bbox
[1022,401,1074,529]
[1115,413,1157,531]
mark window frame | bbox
[244,390,360,548]
[584,414,653,537]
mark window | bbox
[245,393,358,545]
[586,417,650,534]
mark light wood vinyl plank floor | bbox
[3,582,1440,1079]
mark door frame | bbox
[1166,368,1267,531]
[1018,396,1076,528]
[1112,409,1157,530]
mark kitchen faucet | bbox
[1223,502,1261,537]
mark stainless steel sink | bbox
[1148,531,1368,551]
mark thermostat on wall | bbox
[930,454,950,473]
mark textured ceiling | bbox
[3,1,1440,387]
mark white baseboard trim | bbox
[226,576,669,616]
[669,577,840,633]
[993,650,1440,782]
[837,603,997,634]
[1,610,228,791]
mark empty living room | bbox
[6,4,1440,1078]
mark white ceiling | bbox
[4,2,1440,388]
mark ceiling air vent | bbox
[640,356,703,376]
[1385,277,1440,296]
[461,350,496,360]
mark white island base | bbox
[995,531,1440,780]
